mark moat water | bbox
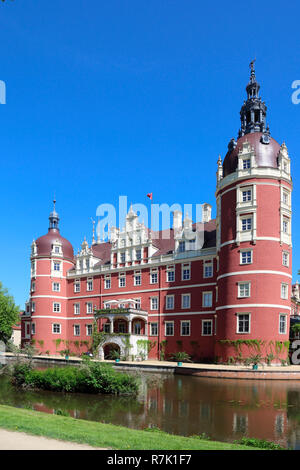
[1,359,300,449]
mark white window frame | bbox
[279,314,287,334]
[104,275,111,289]
[74,303,80,315]
[150,269,158,284]
[236,313,251,334]
[31,323,36,335]
[74,324,80,336]
[282,251,289,267]
[238,282,251,298]
[87,278,93,292]
[150,322,158,336]
[134,271,142,286]
[203,262,213,278]
[281,283,288,300]
[119,273,126,288]
[181,293,191,309]
[52,323,61,334]
[241,216,252,232]
[202,320,213,336]
[53,302,61,313]
[74,279,81,293]
[165,321,174,336]
[150,296,159,311]
[86,302,93,314]
[52,282,61,292]
[166,265,175,283]
[86,324,93,336]
[240,250,253,265]
[165,295,174,310]
[202,291,213,308]
[180,320,191,336]
[181,263,191,281]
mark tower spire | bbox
[49,197,60,231]
[238,60,269,139]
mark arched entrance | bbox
[103,343,121,360]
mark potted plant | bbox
[245,354,263,370]
[109,349,121,363]
[170,351,192,366]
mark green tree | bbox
[0,282,20,344]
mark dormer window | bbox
[178,241,185,253]
[243,159,251,169]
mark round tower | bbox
[215,62,292,365]
[28,201,74,355]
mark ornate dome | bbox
[34,200,74,261]
[223,132,281,177]
[35,230,74,261]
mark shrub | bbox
[10,361,139,396]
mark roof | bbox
[223,132,281,177]
[35,229,74,261]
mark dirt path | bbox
[0,429,107,450]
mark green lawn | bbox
[0,404,259,450]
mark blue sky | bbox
[0,0,300,307]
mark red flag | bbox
[147,193,153,201]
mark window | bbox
[279,314,287,334]
[165,321,174,336]
[167,266,175,282]
[238,282,251,298]
[243,159,251,169]
[119,273,126,288]
[53,302,61,313]
[282,191,289,205]
[202,320,212,336]
[53,262,61,272]
[104,323,110,333]
[120,252,126,263]
[31,302,36,313]
[240,250,252,264]
[74,303,80,315]
[134,322,141,335]
[52,282,60,292]
[181,321,190,336]
[31,282,36,292]
[87,279,93,291]
[241,217,252,231]
[136,249,142,261]
[283,218,289,234]
[182,263,191,281]
[166,295,174,310]
[203,292,212,307]
[150,322,158,336]
[31,323,36,335]
[282,252,289,267]
[86,302,93,314]
[52,323,61,334]
[281,283,288,300]
[151,297,158,310]
[105,276,111,289]
[86,324,93,336]
[150,270,158,284]
[134,271,141,286]
[242,189,252,202]
[54,246,60,254]
[134,298,141,310]
[237,314,250,334]
[178,241,185,253]
[74,280,80,293]
[74,325,80,336]
[204,263,213,278]
[182,294,191,309]
[119,322,127,333]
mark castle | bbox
[21,63,295,363]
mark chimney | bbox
[173,210,182,231]
[202,203,212,223]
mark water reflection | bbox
[2,361,300,448]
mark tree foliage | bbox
[0,282,20,344]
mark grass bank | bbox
[0,405,260,450]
